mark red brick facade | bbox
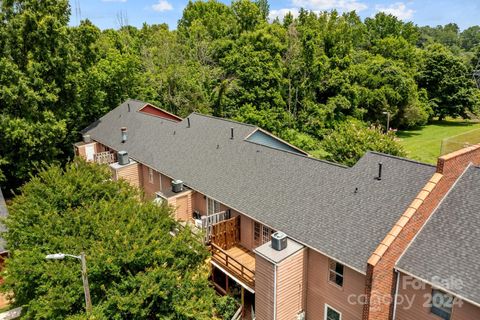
[363,145,480,320]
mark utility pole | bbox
[80,252,92,314]
[383,111,390,133]
[46,252,93,315]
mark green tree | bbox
[2,160,229,319]
[232,0,263,33]
[319,119,406,166]
[0,112,67,191]
[417,44,480,120]
[461,26,480,51]
[365,13,419,46]
[254,0,270,21]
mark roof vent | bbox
[375,162,383,180]
[82,134,91,143]
[230,127,234,140]
[187,118,191,128]
[117,151,130,166]
[271,231,287,251]
[121,127,128,143]
[127,103,131,112]
[172,180,184,193]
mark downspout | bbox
[273,264,277,320]
[392,270,400,320]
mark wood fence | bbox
[211,216,240,250]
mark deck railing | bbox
[201,211,228,243]
[94,151,115,164]
[211,242,255,289]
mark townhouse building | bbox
[75,99,480,320]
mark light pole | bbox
[45,252,92,314]
[382,111,390,133]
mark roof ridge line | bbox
[190,112,257,128]
[244,140,349,169]
[368,151,436,168]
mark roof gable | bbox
[397,165,480,306]
[138,104,183,122]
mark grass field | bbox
[397,120,480,164]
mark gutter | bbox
[273,264,277,320]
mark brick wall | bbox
[363,145,480,320]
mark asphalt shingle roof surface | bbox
[397,165,480,305]
[84,99,436,273]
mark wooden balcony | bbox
[211,242,255,290]
[94,151,115,164]
[209,216,255,290]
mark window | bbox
[207,198,220,215]
[324,305,341,320]
[254,222,274,247]
[148,168,154,184]
[328,259,344,287]
[431,290,453,320]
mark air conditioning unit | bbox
[172,180,184,193]
[82,134,91,143]
[271,231,288,251]
[297,311,305,320]
[117,151,129,165]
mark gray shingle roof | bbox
[397,165,480,306]
[0,188,8,253]
[83,99,436,273]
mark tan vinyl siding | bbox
[306,249,365,320]
[167,191,193,221]
[395,273,480,320]
[239,213,254,251]
[75,142,98,161]
[276,249,307,320]
[451,299,480,320]
[192,192,207,215]
[255,255,275,320]
[115,163,142,187]
[160,173,171,193]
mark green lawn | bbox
[397,120,480,164]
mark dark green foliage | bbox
[417,44,480,120]
[1,0,479,188]
[2,160,225,319]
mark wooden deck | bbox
[211,243,255,290]
[226,245,256,272]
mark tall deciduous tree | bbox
[2,160,233,319]
[418,44,480,120]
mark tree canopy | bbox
[0,0,479,192]
[2,160,234,319]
